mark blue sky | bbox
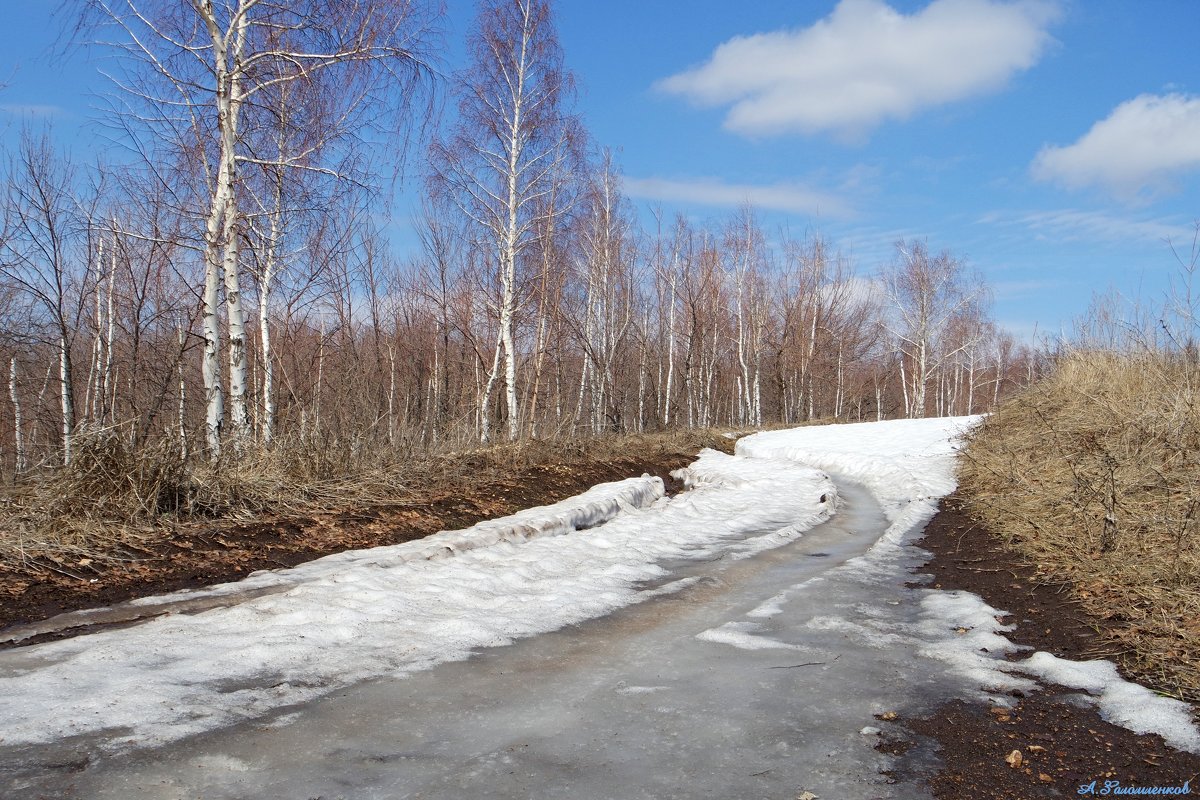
[2,0,1198,341]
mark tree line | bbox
[0,0,1040,479]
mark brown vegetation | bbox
[0,428,733,608]
[959,351,1200,700]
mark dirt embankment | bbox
[908,496,1200,799]
[0,432,732,634]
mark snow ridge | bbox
[0,450,832,751]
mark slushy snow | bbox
[0,449,833,751]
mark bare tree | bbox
[724,207,768,426]
[882,240,987,418]
[76,0,438,456]
[567,152,636,434]
[430,0,578,442]
[0,130,98,464]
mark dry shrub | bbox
[0,429,415,571]
[960,350,1200,699]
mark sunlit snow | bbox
[0,448,834,751]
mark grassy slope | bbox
[959,352,1200,700]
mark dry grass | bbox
[0,426,734,574]
[959,350,1200,699]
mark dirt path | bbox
[3,478,921,800]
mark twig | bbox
[768,654,840,670]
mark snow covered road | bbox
[3,417,1196,799]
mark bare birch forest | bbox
[0,0,1041,483]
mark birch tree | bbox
[0,130,95,464]
[882,240,987,418]
[724,207,768,426]
[77,0,437,456]
[569,153,636,434]
[430,0,578,441]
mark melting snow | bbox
[1020,651,1200,753]
[0,449,833,751]
[695,621,803,651]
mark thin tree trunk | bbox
[178,322,188,460]
[59,329,75,464]
[10,358,25,474]
[102,238,116,423]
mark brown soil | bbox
[909,495,1200,798]
[0,445,707,637]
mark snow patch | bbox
[1020,652,1200,753]
[914,591,1035,694]
[737,416,980,559]
[696,621,801,651]
[0,450,833,751]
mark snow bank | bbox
[737,416,980,555]
[121,475,666,608]
[0,450,833,751]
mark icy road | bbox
[2,417,1196,799]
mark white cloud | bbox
[981,208,1193,244]
[623,176,853,218]
[1032,93,1200,198]
[655,0,1059,139]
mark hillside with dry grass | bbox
[959,351,1200,700]
[0,429,740,631]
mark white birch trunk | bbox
[479,327,503,442]
[663,273,676,426]
[178,322,188,460]
[59,332,74,465]
[10,358,25,474]
[102,239,116,423]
